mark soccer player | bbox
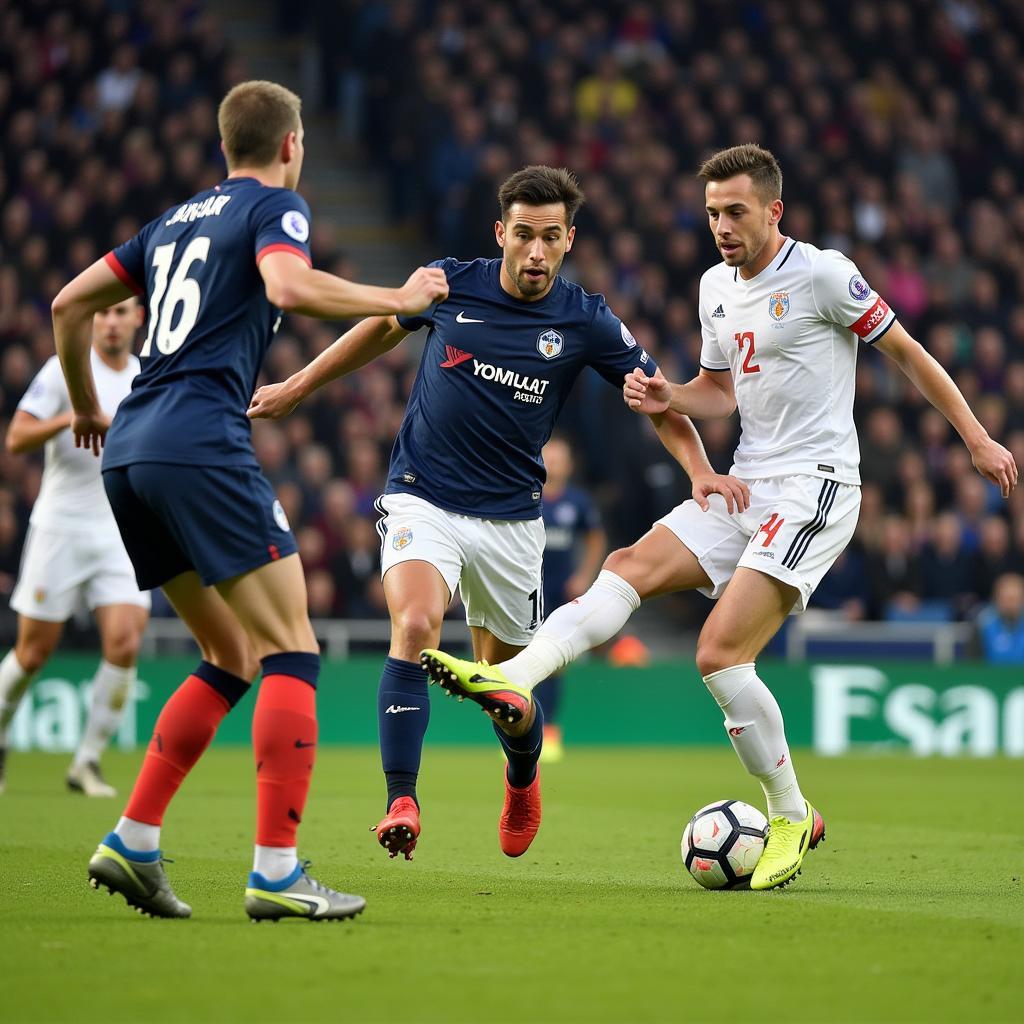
[248,164,749,862]
[50,80,448,920]
[423,144,1018,890]
[535,435,606,762]
[0,299,149,798]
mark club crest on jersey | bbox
[537,329,564,360]
[392,526,413,551]
[768,291,790,321]
[848,274,871,301]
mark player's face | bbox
[705,176,782,270]
[542,439,573,487]
[496,202,575,301]
[92,299,142,356]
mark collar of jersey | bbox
[732,236,793,288]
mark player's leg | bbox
[431,523,714,691]
[0,616,64,793]
[472,628,546,857]
[68,603,149,797]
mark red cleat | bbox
[499,768,541,858]
[372,796,420,860]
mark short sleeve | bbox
[17,356,68,421]
[812,249,896,344]
[253,190,313,268]
[698,277,729,371]
[585,299,658,386]
[396,257,455,331]
[106,232,148,296]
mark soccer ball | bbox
[681,799,769,890]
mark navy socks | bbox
[377,656,430,809]
[493,698,545,788]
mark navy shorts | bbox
[103,463,298,590]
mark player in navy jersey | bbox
[49,80,447,921]
[249,165,748,860]
[535,436,606,762]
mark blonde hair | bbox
[217,80,301,169]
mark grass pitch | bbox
[1,746,1021,1023]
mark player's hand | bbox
[691,472,750,514]
[71,411,110,456]
[970,435,1018,498]
[248,378,302,420]
[623,367,672,415]
[396,266,449,316]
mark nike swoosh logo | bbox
[294,739,316,748]
[284,892,332,915]
[455,311,485,323]
[385,705,422,714]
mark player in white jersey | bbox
[423,144,1017,890]
[0,298,151,797]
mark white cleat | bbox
[67,760,117,798]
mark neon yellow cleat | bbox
[750,801,826,891]
[419,649,533,725]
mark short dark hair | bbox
[218,80,301,169]
[698,144,783,203]
[497,166,585,227]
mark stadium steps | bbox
[216,0,427,282]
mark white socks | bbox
[253,845,298,881]
[73,660,135,768]
[0,650,35,746]
[115,816,160,852]
[499,570,641,689]
[702,663,806,823]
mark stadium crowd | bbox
[3,0,1024,644]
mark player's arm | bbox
[646,408,750,513]
[4,410,74,454]
[624,366,737,419]
[258,252,447,320]
[248,315,411,419]
[875,322,1018,497]
[567,525,608,598]
[51,257,134,454]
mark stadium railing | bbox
[784,618,975,665]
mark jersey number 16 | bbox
[140,237,211,357]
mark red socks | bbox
[124,663,249,825]
[253,670,318,846]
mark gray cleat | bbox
[67,760,117,797]
[245,862,366,922]
[88,832,191,918]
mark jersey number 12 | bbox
[734,331,760,374]
[140,237,211,357]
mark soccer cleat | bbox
[67,760,117,798]
[245,862,366,922]
[499,767,542,857]
[750,801,826,891]
[372,796,420,860]
[88,832,191,918]
[420,649,533,725]
[539,724,565,764]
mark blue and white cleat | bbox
[245,861,366,923]
[88,831,191,918]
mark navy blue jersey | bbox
[102,177,312,469]
[392,258,657,519]
[542,485,600,609]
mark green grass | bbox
[1,747,1022,1024]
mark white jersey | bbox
[698,239,895,485]
[17,350,140,533]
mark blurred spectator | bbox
[977,573,1024,663]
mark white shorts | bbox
[376,492,545,646]
[10,524,151,623]
[656,475,860,612]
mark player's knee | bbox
[102,631,141,667]
[390,607,441,653]
[695,634,743,679]
[200,637,259,682]
[603,546,651,597]
[14,639,50,674]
